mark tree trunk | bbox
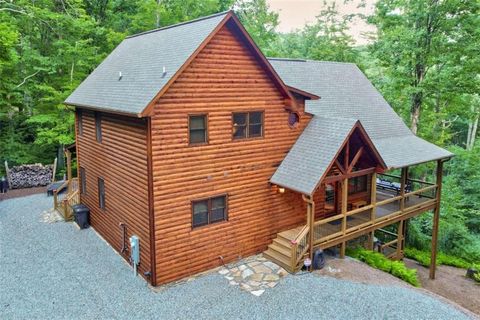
[410,91,423,135]
[467,113,479,150]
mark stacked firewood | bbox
[8,164,53,189]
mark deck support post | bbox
[340,177,348,258]
[304,194,315,271]
[66,149,72,193]
[430,160,444,279]
[400,167,408,212]
[370,172,377,222]
[396,220,404,260]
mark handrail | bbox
[379,173,435,186]
[404,184,437,197]
[290,225,309,270]
[53,180,69,210]
[314,213,343,225]
[376,195,402,207]
[345,204,374,217]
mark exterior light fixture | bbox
[278,187,285,194]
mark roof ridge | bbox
[268,57,357,66]
[126,10,231,39]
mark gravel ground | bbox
[0,194,476,320]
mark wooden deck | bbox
[264,188,437,272]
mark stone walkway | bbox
[218,255,288,296]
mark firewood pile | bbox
[8,164,53,189]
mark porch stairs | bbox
[263,226,306,273]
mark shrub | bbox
[347,247,420,287]
[471,264,480,283]
[404,247,472,269]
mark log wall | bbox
[75,110,152,280]
[150,23,311,284]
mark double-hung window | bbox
[189,115,207,144]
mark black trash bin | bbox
[0,177,8,194]
[72,204,90,229]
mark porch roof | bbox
[271,116,378,195]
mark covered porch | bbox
[267,117,446,279]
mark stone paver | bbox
[218,254,288,296]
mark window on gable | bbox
[192,195,227,228]
[288,111,299,128]
[78,109,83,136]
[232,111,263,140]
[189,115,207,144]
[80,167,86,194]
[98,177,105,210]
[95,112,102,142]
[348,175,367,194]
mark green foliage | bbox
[0,0,232,175]
[404,247,472,269]
[347,247,420,286]
[270,2,361,65]
[471,264,480,283]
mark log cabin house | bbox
[64,11,453,286]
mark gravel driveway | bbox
[0,194,475,320]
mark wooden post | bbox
[66,151,72,193]
[308,195,315,270]
[340,178,348,258]
[396,220,404,259]
[52,157,58,183]
[367,231,375,250]
[4,160,11,187]
[400,167,408,211]
[430,160,444,279]
[370,172,377,222]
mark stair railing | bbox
[290,225,309,271]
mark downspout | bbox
[146,117,157,286]
[302,194,315,271]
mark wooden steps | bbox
[263,225,305,273]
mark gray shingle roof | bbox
[270,117,358,195]
[65,11,229,115]
[268,58,453,170]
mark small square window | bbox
[189,115,207,144]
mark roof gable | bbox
[270,117,386,195]
[65,11,296,117]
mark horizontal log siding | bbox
[76,110,151,280]
[151,25,311,284]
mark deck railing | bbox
[312,183,438,247]
[53,177,79,221]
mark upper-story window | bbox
[232,111,263,140]
[189,114,207,145]
[78,110,83,136]
[95,112,102,142]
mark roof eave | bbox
[64,102,143,118]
